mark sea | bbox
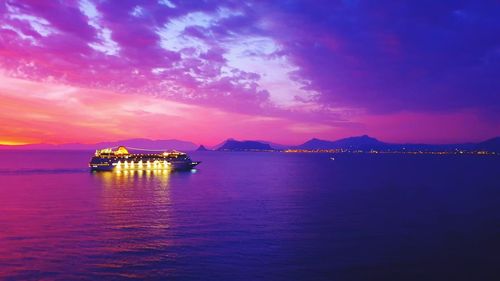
[0,150,499,280]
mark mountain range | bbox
[1,135,499,152]
[291,135,481,152]
[211,135,500,152]
[295,135,387,150]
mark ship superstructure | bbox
[89,146,200,171]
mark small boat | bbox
[89,146,200,171]
[330,157,335,160]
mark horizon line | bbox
[1,134,499,149]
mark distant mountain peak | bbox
[350,134,377,140]
[297,135,385,150]
[304,137,325,143]
[218,139,273,151]
[196,145,209,151]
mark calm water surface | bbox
[0,151,499,280]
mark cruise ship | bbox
[89,146,200,171]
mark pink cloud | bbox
[0,74,336,145]
[0,74,498,145]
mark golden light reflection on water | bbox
[94,169,173,189]
[91,170,175,225]
[90,169,176,275]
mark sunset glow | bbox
[1,0,499,145]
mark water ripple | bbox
[0,168,88,175]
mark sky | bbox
[0,0,499,146]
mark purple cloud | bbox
[263,0,500,114]
[0,0,499,138]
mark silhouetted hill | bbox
[297,135,387,150]
[210,138,235,150]
[196,145,210,151]
[217,140,273,151]
[475,137,500,152]
[212,139,287,150]
[295,135,480,152]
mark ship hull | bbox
[90,166,115,171]
[89,158,200,172]
[170,161,201,170]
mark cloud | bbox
[263,0,500,115]
[0,74,338,145]
[0,0,332,117]
[79,0,120,56]
[0,0,498,143]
